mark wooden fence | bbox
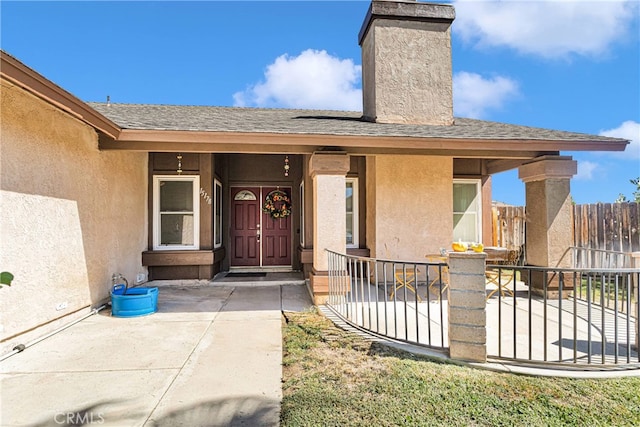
[491,204,526,249]
[573,202,640,254]
[491,202,640,266]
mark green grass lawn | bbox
[281,309,640,427]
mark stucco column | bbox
[518,156,577,297]
[308,152,350,304]
[447,251,487,362]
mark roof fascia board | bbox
[100,132,555,158]
[113,129,629,153]
[99,138,551,158]
[0,51,121,139]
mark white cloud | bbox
[600,120,640,160]
[575,160,598,180]
[233,49,361,111]
[453,71,519,119]
[452,0,638,59]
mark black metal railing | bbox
[566,246,632,269]
[326,250,639,368]
[485,265,639,366]
[327,250,449,351]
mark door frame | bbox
[229,185,293,270]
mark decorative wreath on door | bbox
[262,189,292,219]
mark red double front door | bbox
[230,186,292,267]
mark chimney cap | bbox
[358,1,455,46]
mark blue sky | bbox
[2,0,639,205]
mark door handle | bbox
[256,231,260,242]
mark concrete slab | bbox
[148,290,283,425]
[0,319,213,372]
[145,285,233,321]
[281,282,314,312]
[1,370,177,427]
[0,282,310,427]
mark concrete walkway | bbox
[0,279,313,427]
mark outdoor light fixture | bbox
[284,155,290,177]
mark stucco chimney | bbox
[358,0,455,125]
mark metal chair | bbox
[389,264,422,302]
[425,254,449,300]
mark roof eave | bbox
[0,51,121,139]
[100,128,629,155]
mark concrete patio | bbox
[0,277,313,427]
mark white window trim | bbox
[453,178,482,243]
[346,177,359,248]
[299,181,305,247]
[214,179,223,249]
[153,175,200,251]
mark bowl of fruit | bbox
[470,242,484,253]
[451,241,468,252]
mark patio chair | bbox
[485,269,516,300]
[425,254,449,300]
[485,247,518,301]
[389,265,422,302]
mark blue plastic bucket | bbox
[110,286,158,318]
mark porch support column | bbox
[308,152,350,304]
[518,155,577,297]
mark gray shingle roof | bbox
[88,102,627,144]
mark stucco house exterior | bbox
[0,1,629,354]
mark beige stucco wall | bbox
[366,155,453,261]
[0,80,147,352]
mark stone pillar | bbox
[447,251,487,362]
[308,152,350,304]
[518,156,577,297]
[632,252,640,350]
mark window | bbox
[453,179,481,243]
[299,181,305,246]
[153,175,200,250]
[214,179,222,249]
[346,178,359,248]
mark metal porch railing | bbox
[566,246,632,269]
[327,251,449,351]
[486,265,639,366]
[326,250,640,369]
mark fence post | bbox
[447,251,487,362]
[633,252,640,351]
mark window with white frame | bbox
[346,178,359,247]
[453,179,481,243]
[153,175,200,250]
[214,179,222,249]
